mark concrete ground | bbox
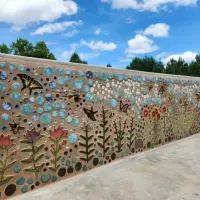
[12,134,200,200]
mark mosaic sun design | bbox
[0,58,200,198]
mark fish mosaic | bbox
[0,56,200,198]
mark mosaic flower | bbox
[24,128,41,144]
[49,126,68,139]
[0,134,13,148]
[142,108,149,118]
[152,108,160,120]
[162,106,167,113]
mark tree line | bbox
[126,56,200,77]
[0,38,200,77]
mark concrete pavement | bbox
[11,133,200,200]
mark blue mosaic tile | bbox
[69,133,78,144]
[21,104,34,115]
[0,71,8,80]
[44,67,54,77]
[0,82,6,92]
[40,113,52,125]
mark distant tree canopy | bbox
[107,63,112,67]
[126,56,164,73]
[0,43,11,54]
[69,52,88,64]
[0,38,56,60]
[126,55,200,77]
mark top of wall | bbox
[0,53,200,81]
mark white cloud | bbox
[79,53,100,60]
[95,28,101,35]
[101,0,197,12]
[143,23,170,37]
[62,43,100,61]
[63,29,79,37]
[0,0,78,28]
[62,43,79,59]
[31,20,83,35]
[125,34,159,54]
[161,51,198,64]
[81,40,117,51]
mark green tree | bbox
[126,56,164,73]
[69,52,87,64]
[33,42,56,60]
[107,63,112,67]
[0,43,11,54]
[188,55,200,77]
[10,38,34,57]
[9,38,56,60]
[165,58,189,75]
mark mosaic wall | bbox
[0,56,200,199]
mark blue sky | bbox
[0,0,199,68]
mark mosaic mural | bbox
[0,56,200,198]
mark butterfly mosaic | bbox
[120,100,129,114]
[83,107,98,121]
[9,121,25,135]
[17,74,43,95]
